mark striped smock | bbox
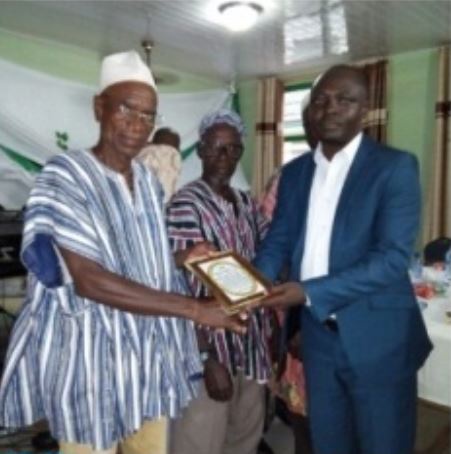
[166,179,272,383]
[0,150,201,449]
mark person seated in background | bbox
[0,51,245,454]
[139,126,182,202]
[423,236,451,266]
[166,108,272,454]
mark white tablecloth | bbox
[418,296,451,407]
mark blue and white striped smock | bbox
[0,150,202,449]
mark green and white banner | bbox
[0,57,248,209]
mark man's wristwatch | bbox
[199,351,210,363]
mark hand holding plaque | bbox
[184,250,270,314]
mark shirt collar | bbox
[313,132,363,166]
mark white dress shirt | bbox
[301,133,362,310]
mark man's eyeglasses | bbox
[116,103,159,126]
[201,142,244,159]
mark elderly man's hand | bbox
[195,300,248,335]
[174,241,217,268]
[258,282,306,309]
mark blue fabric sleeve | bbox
[22,233,62,288]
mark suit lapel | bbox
[330,136,376,259]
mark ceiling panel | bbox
[0,0,449,82]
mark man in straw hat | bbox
[0,50,245,454]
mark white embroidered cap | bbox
[99,50,156,93]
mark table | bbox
[418,296,451,406]
[416,287,451,454]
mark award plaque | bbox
[184,250,270,314]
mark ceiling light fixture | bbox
[218,1,264,32]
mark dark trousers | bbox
[303,318,417,454]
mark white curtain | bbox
[0,57,249,208]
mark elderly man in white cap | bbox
[0,51,245,454]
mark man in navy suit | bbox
[254,65,432,454]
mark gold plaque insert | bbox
[185,250,270,314]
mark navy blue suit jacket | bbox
[254,136,432,383]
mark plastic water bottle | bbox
[410,252,423,282]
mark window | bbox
[282,83,312,164]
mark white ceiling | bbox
[0,0,450,83]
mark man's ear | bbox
[93,95,104,122]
